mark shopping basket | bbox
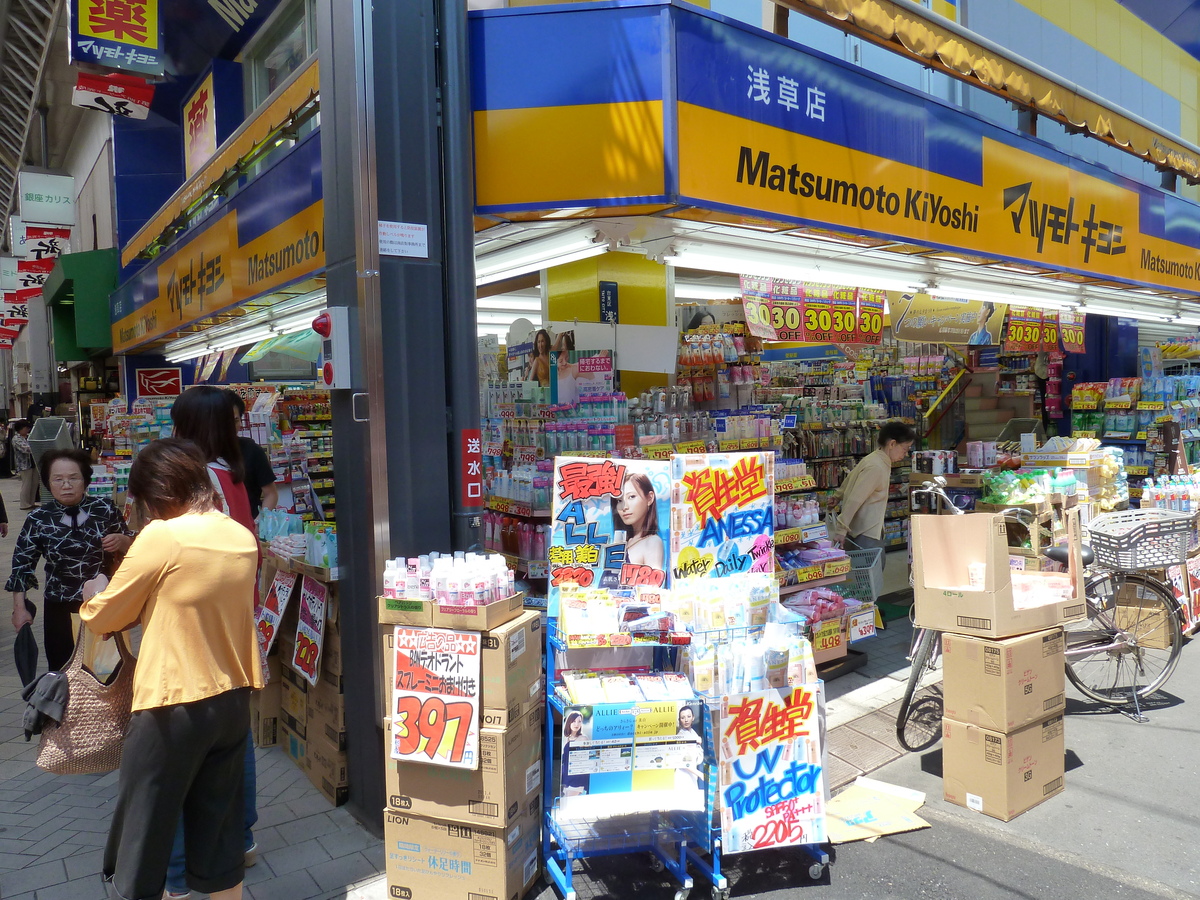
[843,547,884,602]
[1087,508,1197,571]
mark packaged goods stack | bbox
[912,511,1084,821]
[261,557,346,806]
[378,553,543,900]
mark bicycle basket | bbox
[1086,509,1197,570]
[843,547,884,602]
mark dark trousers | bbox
[104,689,250,900]
[45,600,83,672]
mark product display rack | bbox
[542,623,727,900]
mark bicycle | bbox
[895,477,1188,750]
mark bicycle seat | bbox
[1042,544,1094,567]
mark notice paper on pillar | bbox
[559,699,706,818]
[291,576,327,686]
[670,452,774,582]
[549,456,671,636]
[389,626,482,770]
[718,685,826,853]
[257,571,297,661]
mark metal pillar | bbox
[316,0,480,829]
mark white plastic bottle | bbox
[383,560,399,599]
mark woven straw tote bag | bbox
[37,625,136,775]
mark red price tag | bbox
[293,632,319,679]
[801,282,836,342]
[393,696,476,763]
[831,286,858,343]
[856,289,884,345]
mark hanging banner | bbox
[1059,311,1086,354]
[290,575,327,686]
[16,258,53,289]
[719,685,827,853]
[889,292,1008,345]
[183,72,218,179]
[856,289,885,345]
[19,225,72,261]
[670,452,774,581]
[560,699,705,818]
[739,275,780,340]
[0,258,16,291]
[69,0,166,76]
[1003,306,1045,352]
[255,570,296,658]
[73,71,154,119]
[550,456,672,631]
[388,626,481,769]
[1040,311,1060,351]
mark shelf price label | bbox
[775,527,801,546]
[1104,400,1132,410]
[848,609,877,642]
[823,557,851,577]
[389,626,481,769]
[645,443,674,460]
[1138,401,1165,411]
[813,618,844,653]
[1072,400,1098,410]
[675,440,707,454]
[718,439,742,452]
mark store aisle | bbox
[0,477,386,900]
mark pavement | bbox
[5,491,1196,900]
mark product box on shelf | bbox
[942,714,1066,822]
[322,618,343,682]
[385,708,543,828]
[378,592,527,631]
[912,512,1086,639]
[383,807,540,900]
[380,610,543,726]
[941,628,1065,732]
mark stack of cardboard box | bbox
[379,595,544,900]
[914,512,1084,821]
[273,582,348,806]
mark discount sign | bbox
[719,686,827,853]
[1003,307,1044,352]
[291,576,327,686]
[1059,311,1086,354]
[389,627,481,769]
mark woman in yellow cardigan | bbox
[81,438,263,900]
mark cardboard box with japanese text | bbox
[385,707,543,828]
[383,807,540,900]
[942,628,1065,732]
[913,512,1085,638]
[942,714,1065,822]
[304,729,349,806]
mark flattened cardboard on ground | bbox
[942,713,1066,822]
[942,627,1065,732]
[826,777,930,844]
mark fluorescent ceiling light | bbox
[927,287,1077,311]
[1083,303,1174,322]
[162,289,328,362]
[665,245,924,293]
[477,297,541,311]
[1172,316,1200,326]
[475,227,607,285]
[674,283,742,301]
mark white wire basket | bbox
[843,547,884,602]
[1086,508,1197,570]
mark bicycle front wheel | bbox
[1065,571,1183,707]
[896,628,942,752]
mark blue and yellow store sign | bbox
[471,0,1200,296]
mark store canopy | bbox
[471,1,1200,318]
[778,0,1200,183]
[44,249,118,361]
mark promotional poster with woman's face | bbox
[549,457,671,619]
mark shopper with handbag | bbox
[11,420,39,509]
[81,438,263,900]
[7,448,134,671]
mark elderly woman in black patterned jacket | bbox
[8,448,133,671]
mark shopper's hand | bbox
[11,602,32,632]
[102,533,132,554]
[829,535,845,549]
[82,575,109,602]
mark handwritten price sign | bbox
[719,687,827,853]
[255,570,297,677]
[390,627,481,769]
[291,576,327,686]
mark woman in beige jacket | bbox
[831,421,915,551]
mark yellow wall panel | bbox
[597,254,668,327]
[546,257,602,323]
[620,371,666,397]
[1069,1,1097,47]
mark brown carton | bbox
[383,808,540,900]
[913,512,1085,638]
[942,628,1066,732]
[307,677,346,749]
[281,678,307,738]
[304,730,349,806]
[249,682,281,748]
[385,708,543,828]
[280,722,308,772]
[942,714,1065,822]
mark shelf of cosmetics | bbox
[1069,377,1200,441]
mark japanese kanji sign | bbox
[183,72,217,178]
[460,428,483,507]
[0,258,16,292]
[70,0,165,76]
[671,452,774,583]
[389,626,481,769]
[1003,307,1046,353]
[1059,311,1086,354]
[17,172,75,227]
[719,686,826,853]
[739,277,883,346]
[291,575,327,686]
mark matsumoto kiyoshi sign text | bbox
[470,4,1200,297]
